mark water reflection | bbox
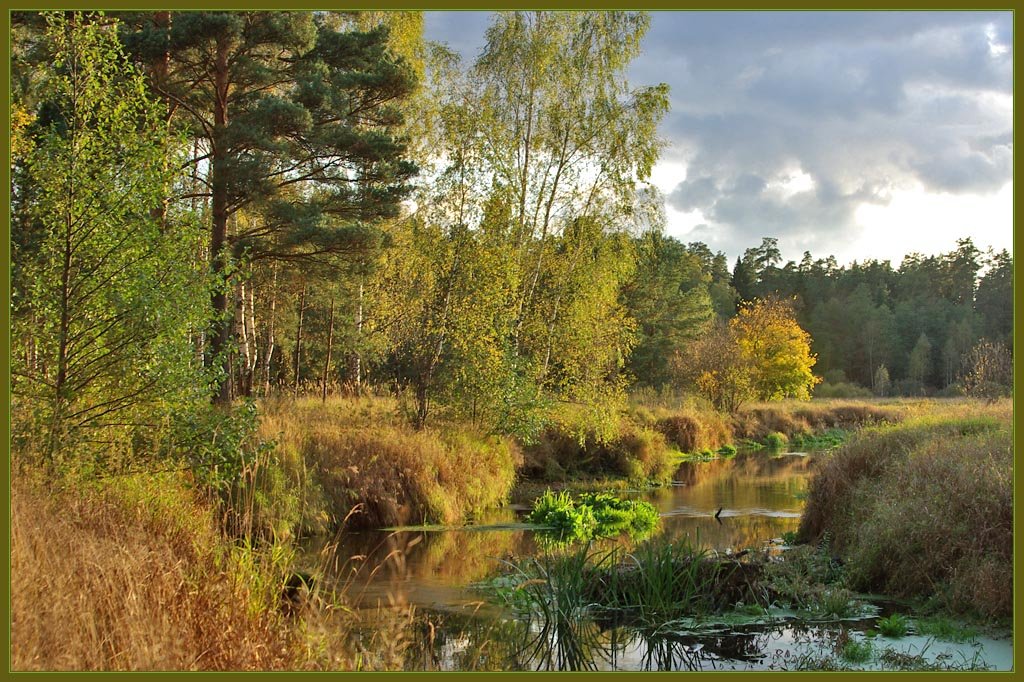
[384,608,1009,672]
[318,451,816,608]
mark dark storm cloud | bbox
[424,11,1012,261]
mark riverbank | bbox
[798,398,1012,621]
[250,395,906,532]
[12,470,333,670]
[11,396,1009,670]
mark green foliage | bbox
[789,428,850,451]
[10,12,211,463]
[876,613,909,637]
[839,637,873,663]
[624,232,714,389]
[763,432,788,450]
[814,381,873,399]
[914,616,979,643]
[780,530,800,546]
[171,401,272,493]
[527,490,660,545]
[717,444,738,457]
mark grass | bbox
[798,399,1011,619]
[260,396,521,531]
[486,536,772,629]
[839,637,874,663]
[914,616,979,643]
[10,471,378,671]
[789,428,850,451]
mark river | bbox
[306,450,1011,671]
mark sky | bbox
[423,11,1013,267]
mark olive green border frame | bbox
[2,2,1018,679]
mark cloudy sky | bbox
[424,11,1013,266]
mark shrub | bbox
[764,431,788,450]
[814,381,873,399]
[655,415,700,451]
[527,490,660,544]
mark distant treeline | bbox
[627,234,1012,397]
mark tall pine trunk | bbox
[321,297,335,403]
[209,36,231,405]
[292,283,306,395]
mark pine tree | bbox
[120,11,418,402]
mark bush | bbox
[764,431,788,450]
[814,381,873,399]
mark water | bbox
[310,451,1011,671]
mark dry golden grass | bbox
[10,473,301,671]
[798,398,1012,619]
[732,399,899,440]
[260,396,521,529]
[10,469,419,671]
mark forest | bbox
[8,11,1014,672]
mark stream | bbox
[308,451,1012,671]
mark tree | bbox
[906,333,933,393]
[960,339,1012,401]
[731,255,756,305]
[11,12,209,462]
[732,297,820,401]
[472,11,669,361]
[975,249,1012,346]
[671,319,754,414]
[623,232,713,388]
[120,11,418,402]
[873,364,891,397]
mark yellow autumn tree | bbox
[732,297,820,401]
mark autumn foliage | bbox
[674,297,819,412]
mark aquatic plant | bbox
[527,490,660,545]
[763,432,788,450]
[876,613,909,637]
[913,616,978,643]
[839,637,873,663]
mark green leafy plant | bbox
[764,432,788,450]
[876,613,909,637]
[839,637,873,663]
[527,490,660,545]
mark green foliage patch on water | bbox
[788,428,850,451]
[526,490,660,545]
